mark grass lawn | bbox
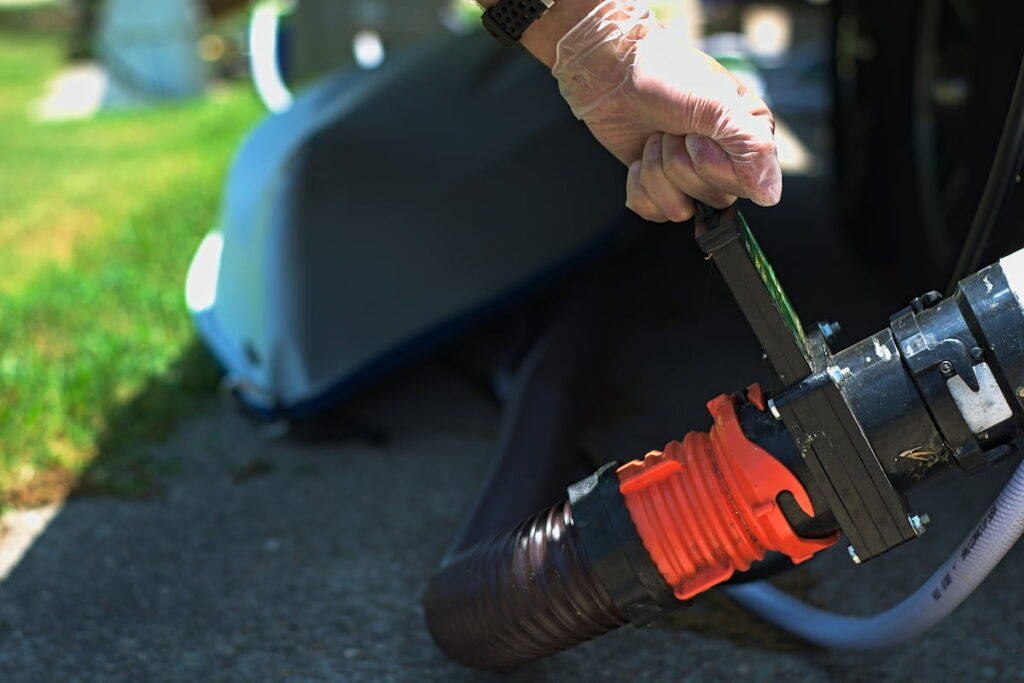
[0,30,263,507]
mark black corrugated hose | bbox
[422,286,682,670]
[423,464,680,669]
[423,500,626,669]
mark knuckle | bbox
[640,148,661,173]
[709,194,737,209]
[663,197,691,221]
[664,207,685,222]
[643,206,664,222]
[663,153,689,182]
[671,206,696,223]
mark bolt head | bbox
[828,366,851,385]
[828,367,842,383]
[939,361,955,377]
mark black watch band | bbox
[482,0,556,47]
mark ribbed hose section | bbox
[423,500,627,669]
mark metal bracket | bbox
[772,332,918,561]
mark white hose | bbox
[722,456,1024,651]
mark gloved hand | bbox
[551,0,782,222]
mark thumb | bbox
[684,105,782,207]
[646,48,782,205]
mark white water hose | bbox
[724,248,1024,651]
[724,460,1024,650]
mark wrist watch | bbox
[482,0,555,47]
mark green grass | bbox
[0,31,263,505]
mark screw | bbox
[909,513,931,537]
[848,545,862,564]
[971,347,984,361]
[828,366,853,385]
[938,360,955,377]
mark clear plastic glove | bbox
[552,0,782,222]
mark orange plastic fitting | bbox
[616,386,838,601]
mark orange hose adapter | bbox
[616,388,838,601]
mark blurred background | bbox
[1,0,1024,679]
[2,0,1018,511]
[0,0,838,516]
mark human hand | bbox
[552,0,782,222]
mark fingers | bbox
[685,130,782,207]
[638,133,695,222]
[726,95,783,207]
[683,134,750,200]
[625,121,781,223]
[684,86,781,206]
[660,64,782,206]
[625,160,668,223]
[730,112,783,207]
[661,133,736,209]
[624,132,738,223]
